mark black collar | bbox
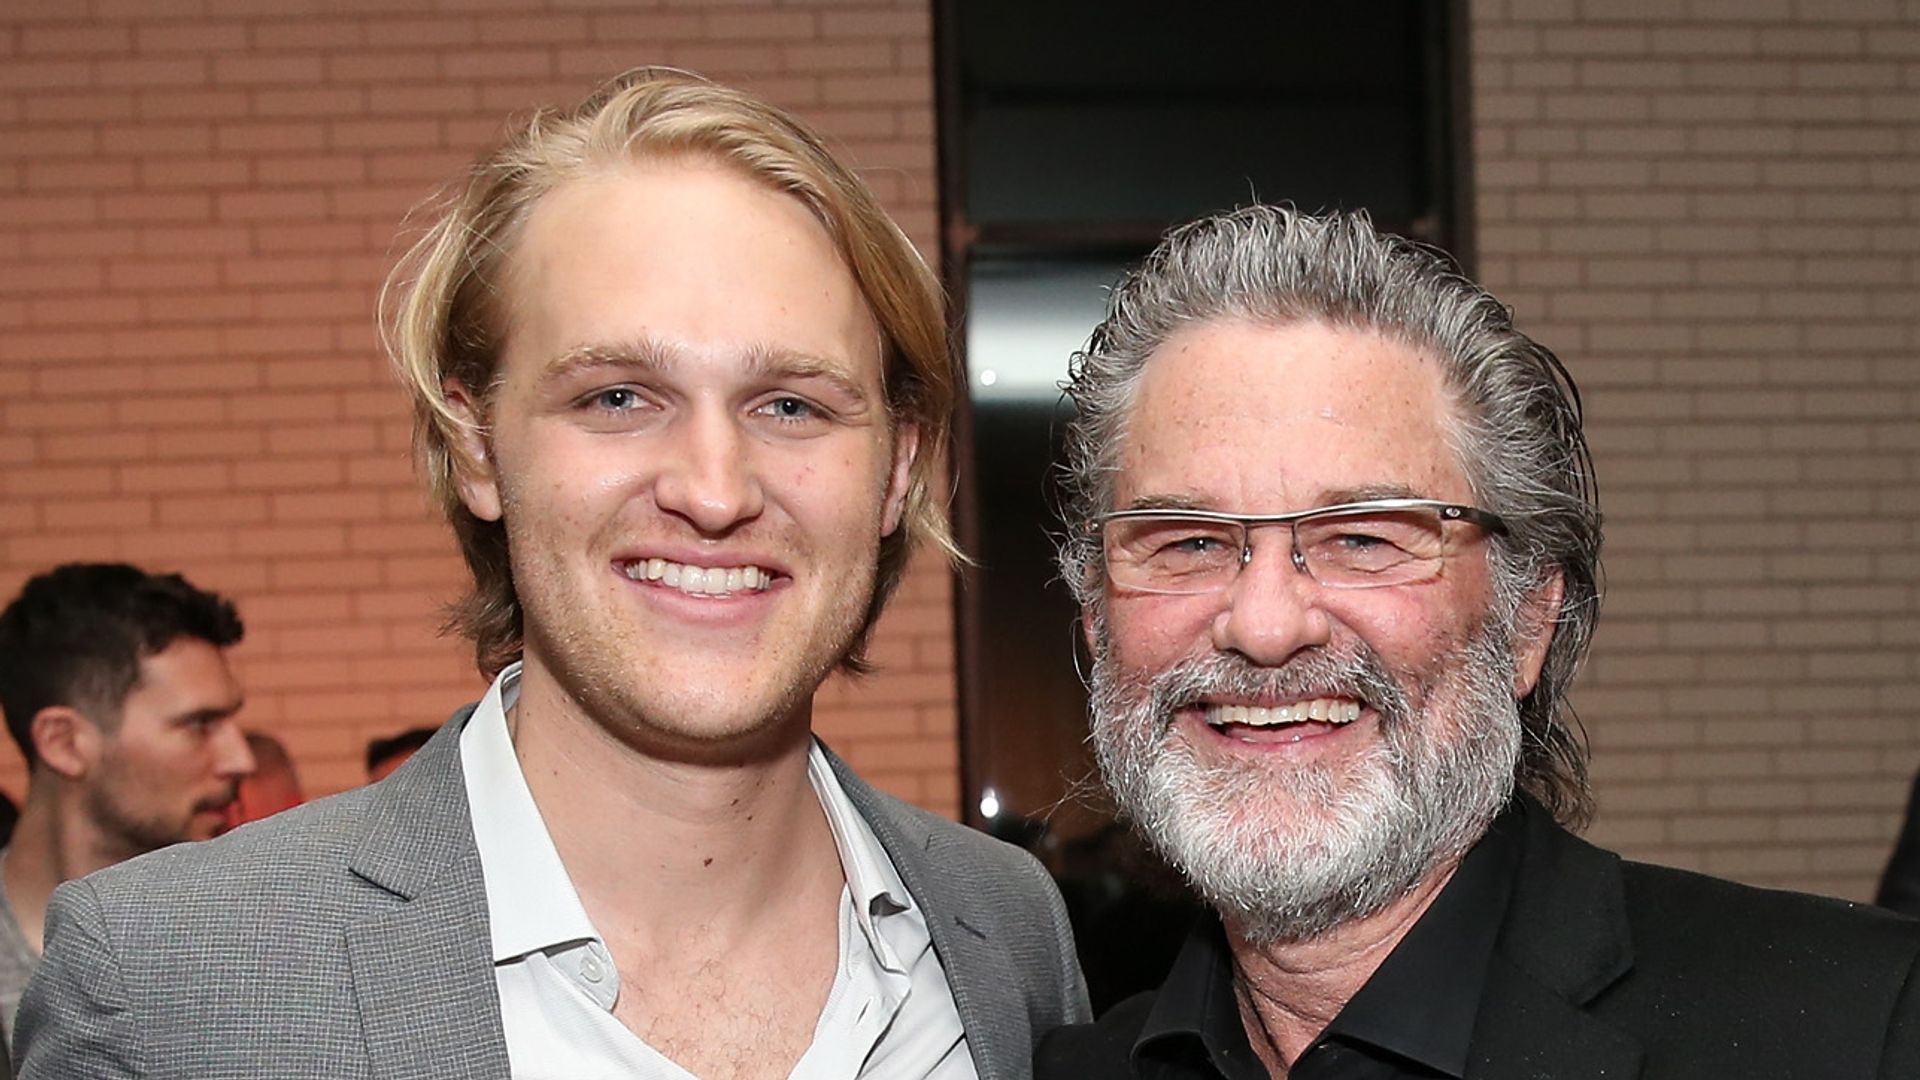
[1132,802,1526,1078]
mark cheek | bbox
[1105,594,1216,668]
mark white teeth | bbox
[623,559,772,598]
[1205,698,1362,728]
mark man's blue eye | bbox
[762,397,819,420]
[593,388,638,410]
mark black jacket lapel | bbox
[1469,799,1643,1080]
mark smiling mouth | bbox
[1202,697,1363,743]
[621,558,775,597]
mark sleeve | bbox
[13,878,145,1079]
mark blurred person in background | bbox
[223,732,304,830]
[0,563,251,1071]
[364,726,435,783]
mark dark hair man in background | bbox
[19,70,1086,1079]
[1037,207,1920,1078]
[363,726,435,783]
[0,563,251,1067]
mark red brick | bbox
[136,22,250,53]
[7,532,122,565]
[3,465,115,498]
[215,122,328,154]
[158,494,270,526]
[119,462,231,494]
[140,158,253,189]
[150,428,266,460]
[117,395,230,427]
[253,19,370,50]
[253,88,369,118]
[100,192,214,223]
[214,55,326,86]
[96,58,211,88]
[233,525,349,557]
[218,190,329,222]
[42,431,155,464]
[106,261,219,290]
[146,360,263,394]
[233,458,346,491]
[44,496,153,529]
[139,90,250,121]
[24,92,137,123]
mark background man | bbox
[363,726,434,783]
[1037,207,1920,1078]
[19,70,1086,1079]
[0,563,251,1066]
[223,731,304,829]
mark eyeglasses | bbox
[1096,498,1508,595]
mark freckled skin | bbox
[1102,318,1547,783]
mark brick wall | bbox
[9,0,1916,896]
[1472,0,1920,899]
[0,0,957,813]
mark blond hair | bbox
[383,69,957,676]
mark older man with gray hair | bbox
[1036,207,1920,1079]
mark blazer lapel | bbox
[827,751,1027,1080]
[342,710,512,1080]
[1469,799,1644,1080]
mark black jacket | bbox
[1039,798,1920,1078]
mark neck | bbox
[4,782,135,953]
[507,665,841,953]
[1227,859,1461,1076]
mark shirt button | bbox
[580,953,605,983]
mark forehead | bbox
[1116,318,1468,510]
[120,638,242,721]
[498,155,883,388]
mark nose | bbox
[1210,532,1333,666]
[214,724,256,780]
[653,403,766,534]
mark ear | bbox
[879,421,921,538]
[443,379,502,523]
[30,705,101,782]
[1510,570,1565,698]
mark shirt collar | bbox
[461,663,923,971]
[1132,801,1526,1079]
[805,739,918,973]
[1320,804,1522,1075]
[460,662,601,963]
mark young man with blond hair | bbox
[18,71,1086,1080]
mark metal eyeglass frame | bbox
[1094,497,1509,594]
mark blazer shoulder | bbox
[1621,857,1920,966]
[83,782,380,911]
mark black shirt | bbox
[1063,805,1524,1079]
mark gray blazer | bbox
[14,713,1090,1079]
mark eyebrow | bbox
[541,338,873,405]
[176,699,244,726]
[1118,483,1429,515]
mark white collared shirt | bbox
[461,663,975,1079]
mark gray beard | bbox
[1086,620,1523,945]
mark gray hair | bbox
[1057,206,1601,827]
